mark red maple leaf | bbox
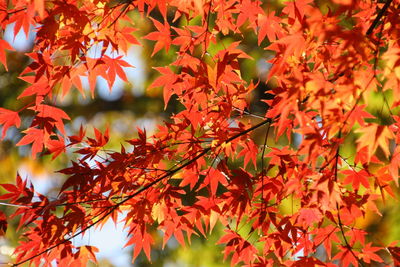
[102,55,133,88]
[16,127,46,159]
[46,136,66,160]
[0,39,13,71]
[0,211,7,236]
[0,108,21,139]
[342,169,370,190]
[144,18,172,56]
[30,104,70,135]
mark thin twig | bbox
[334,130,365,267]
[366,0,393,36]
[260,122,270,215]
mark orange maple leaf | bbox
[356,124,394,161]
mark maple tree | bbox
[1,0,400,266]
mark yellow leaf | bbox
[151,201,165,223]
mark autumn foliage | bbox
[1,0,400,266]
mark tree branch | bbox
[366,0,394,36]
[334,130,365,267]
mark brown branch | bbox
[260,122,271,215]
[333,130,365,267]
[366,0,393,36]
[0,7,27,16]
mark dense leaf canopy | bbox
[1,0,400,266]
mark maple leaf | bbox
[86,58,106,96]
[102,55,133,88]
[203,168,228,195]
[8,8,34,38]
[46,136,66,160]
[125,228,154,261]
[0,108,21,139]
[76,246,99,266]
[34,0,45,19]
[291,257,326,267]
[217,229,257,265]
[16,127,47,159]
[29,104,70,135]
[354,146,381,165]
[236,0,263,29]
[356,124,394,161]
[312,225,340,259]
[346,104,375,127]
[342,169,370,190]
[58,65,86,97]
[116,27,140,54]
[150,67,178,108]
[179,168,200,190]
[358,243,383,263]
[144,18,172,56]
[172,26,194,53]
[388,146,400,186]
[267,33,306,77]
[17,76,52,101]
[75,128,109,160]
[0,173,33,205]
[0,211,7,236]
[238,140,259,168]
[333,245,359,267]
[0,184,20,202]
[297,208,322,227]
[68,125,86,145]
[120,27,140,46]
[0,39,13,71]
[282,0,313,21]
[258,11,281,44]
